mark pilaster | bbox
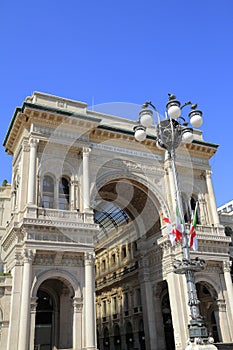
[223,260,233,339]
[166,270,189,350]
[205,170,219,225]
[82,147,91,212]
[29,297,38,350]
[27,138,38,205]
[139,259,158,350]
[18,249,34,350]
[84,251,96,350]
[6,254,23,350]
[73,297,83,350]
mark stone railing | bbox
[37,207,83,221]
[159,223,230,248]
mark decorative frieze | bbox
[205,263,222,274]
[34,253,56,265]
[33,124,89,143]
[33,252,83,267]
[91,142,163,161]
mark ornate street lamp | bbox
[134,94,217,349]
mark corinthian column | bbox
[205,170,219,224]
[18,249,34,350]
[27,138,38,205]
[84,252,96,350]
[82,147,91,211]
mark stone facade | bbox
[0,92,232,350]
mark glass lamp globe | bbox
[134,127,147,142]
[189,110,203,128]
[167,105,181,119]
[182,129,194,143]
[139,109,153,128]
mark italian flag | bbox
[174,205,183,243]
[189,202,198,250]
[163,216,176,246]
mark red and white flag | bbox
[174,206,183,243]
[163,216,176,246]
[189,202,198,250]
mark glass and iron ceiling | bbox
[94,201,129,235]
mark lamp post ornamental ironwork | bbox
[134,94,216,347]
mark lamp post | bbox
[134,94,217,349]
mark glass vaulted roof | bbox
[94,201,129,235]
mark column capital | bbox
[71,179,79,186]
[223,259,232,272]
[29,138,39,148]
[73,297,83,313]
[22,248,35,263]
[84,252,95,266]
[30,297,38,312]
[82,146,92,155]
[22,139,30,152]
[15,252,23,266]
[214,299,226,312]
[206,169,212,177]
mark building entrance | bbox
[34,278,74,350]
[35,290,53,350]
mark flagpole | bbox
[169,148,203,322]
[169,148,190,260]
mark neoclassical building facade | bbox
[0,92,232,350]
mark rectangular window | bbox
[102,300,106,317]
[112,253,116,265]
[113,296,118,314]
[122,246,127,259]
[124,293,129,311]
[102,259,106,271]
[136,288,141,306]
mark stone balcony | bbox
[158,223,231,258]
[1,206,99,263]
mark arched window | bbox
[182,194,200,224]
[125,322,133,349]
[59,177,70,210]
[103,327,110,349]
[114,324,121,347]
[42,175,54,208]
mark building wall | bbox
[0,92,232,350]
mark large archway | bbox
[94,174,165,350]
[94,177,162,241]
[34,278,74,350]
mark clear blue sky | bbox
[0,0,232,207]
